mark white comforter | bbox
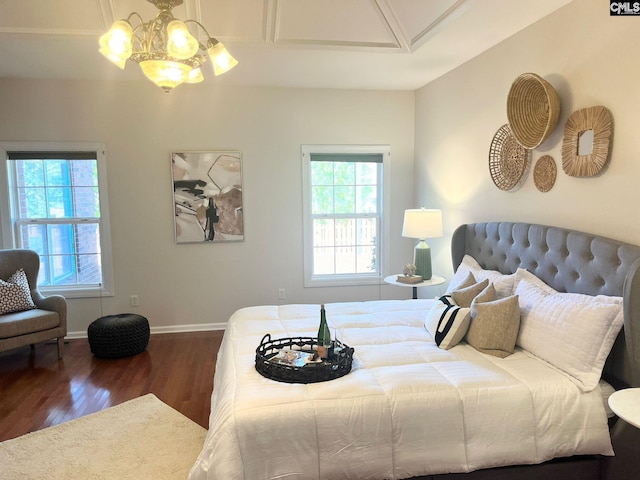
[189,300,613,480]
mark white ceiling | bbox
[0,0,573,90]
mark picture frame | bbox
[171,151,244,243]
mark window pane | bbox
[357,246,376,273]
[73,186,100,217]
[336,245,355,274]
[335,219,354,246]
[44,160,71,186]
[313,219,334,247]
[313,247,335,274]
[356,163,377,185]
[77,254,102,285]
[50,255,77,285]
[18,187,47,218]
[48,224,75,255]
[356,185,377,213]
[75,223,101,254]
[312,186,333,214]
[47,187,73,218]
[311,161,333,186]
[18,160,44,186]
[357,218,377,246]
[335,218,356,274]
[334,162,355,185]
[357,217,377,273]
[334,186,354,214]
[71,160,98,187]
[38,256,51,286]
[20,224,47,255]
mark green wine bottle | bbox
[317,304,331,359]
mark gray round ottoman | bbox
[88,313,150,358]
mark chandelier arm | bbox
[183,19,215,43]
[125,11,145,25]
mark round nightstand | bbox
[384,274,446,299]
[608,388,640,429]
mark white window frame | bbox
[0,142,114,298]
[302,144,391,288]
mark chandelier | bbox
[99,0,238,92]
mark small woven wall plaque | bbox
[561,106,613,177]
[507,73,560,149]
[488,124,530,191]
[533,155,556,192]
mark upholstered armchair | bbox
[0,249,67,358]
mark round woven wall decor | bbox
[489,124,529,191]
[507,73,560,149]
[561,105,613,177]
[533,155,556,192]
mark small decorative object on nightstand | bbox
[384,274,445,299]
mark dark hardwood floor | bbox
[0,331,224,442]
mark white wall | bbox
[0,80,417,333]
[415,0,640,285]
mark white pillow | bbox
[448,255,516,298]
[425,295,471,349]
[514,268,623,307]
[515,270,623,392]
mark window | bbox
[0,143,113,298]
[302,145,390,287]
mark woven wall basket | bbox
[561,105,613,177]
[533,155,557,192]
[507,73,560,149]
[489,124,529,191]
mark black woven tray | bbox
[255,333,354,384]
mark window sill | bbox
[40,286,114,299]
[304,275,382,288]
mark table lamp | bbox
[402,208,443,280]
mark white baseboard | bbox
[66,322,226,340]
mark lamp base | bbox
[414,240,432,280]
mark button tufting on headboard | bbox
[451,222,640,388]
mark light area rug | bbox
[0,394,207,480]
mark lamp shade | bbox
[207,41,239,75]
[98,20,133,69]
[402,209,443,239]
[166,20,199,60]
[139,60,191,91]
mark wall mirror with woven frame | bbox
[561,106,613,177]
[578,130,594,155]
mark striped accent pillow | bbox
[425,295,471,349]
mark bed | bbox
[190,222,640,480]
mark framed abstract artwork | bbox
[171,151,244,243]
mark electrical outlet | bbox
[278,288,285,299]
[130,295,139,307]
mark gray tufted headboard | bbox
[451,222,640,388]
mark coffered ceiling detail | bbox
[0,0,573,90]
